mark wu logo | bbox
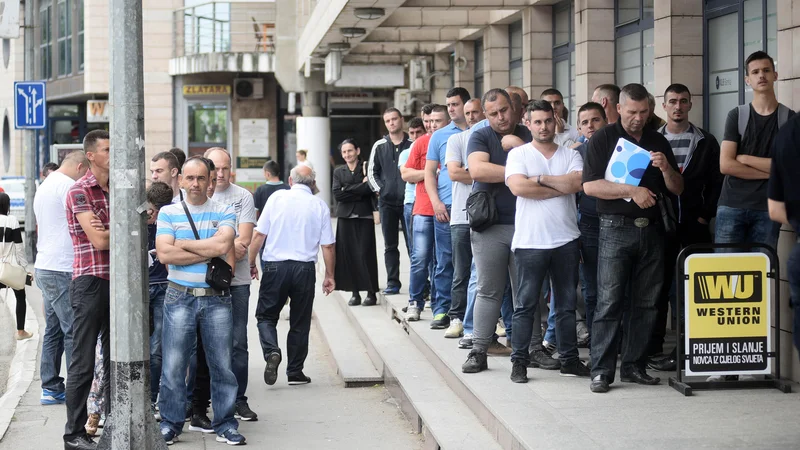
[694,271,762,303]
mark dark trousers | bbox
[192,332,211,414]
[10,287,25,330]
[448,224,471,320]
[511,240,581,365]
[256,260,316,375]
[64,276,110,441]
[579,215,599,337]
[648,220,711,356]
[379,203,409,289]
[590,216,665,381]
[788,243,800,356]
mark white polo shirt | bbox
[256,184,335,263]
[33,171,76,272]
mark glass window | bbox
[474,37,484,98]
[78,0,83,72]
[188,103,228,144]
[39,3,52,79]
[615,32,641,87]
[553,1,575,124]
[707,12,739,140]
[554,7,570,47]
[509,21,523,88]
[614,0,653,90]
[617,0,639,24]
[57,0,72,76]
[49,104,79,117]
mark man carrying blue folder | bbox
[582,83,684,394]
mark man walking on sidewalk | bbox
[249,165,336,387]
[34,150,88,406]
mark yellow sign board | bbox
[182,85,231,96]
[684,253,771,376]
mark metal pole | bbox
[23,0,37,262]
[99,0,166,448]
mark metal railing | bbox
[172,1,276,58]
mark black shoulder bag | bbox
[656,193,678,238]
[466,184,498,232]
[181,201,233,290]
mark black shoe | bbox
[348,294,362,306]
[510,361,528,383]
[264,351,282,386]
[235,401,258,421]
[560,360,591,377]
[362,295,377,306]
[430,314,450,329]
[462,350,488,373]
[401,306,408,313]
[590,375,611,393]
[64,435,97,450]
[458,335,473,349]
[382,286,400,295]
[188,414,214,433]
[647,356,677,372]
[620,367,661,385]
[528,349,561,370]
[185,404,192,422]
[288,372,312,385]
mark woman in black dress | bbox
[333,139,379,306]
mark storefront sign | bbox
[87,100,109,123]
[709,70,739,95]
[238,118,269,157]
[234,169,264,183]
[684,253,771,376]
[182,85,231,96]
[237,157,269,169]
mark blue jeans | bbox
[544,290,556,344]
[590,216,665,380]
[149,283,167,403]
[230,284,250,404]
[432,211,454,317]
[159,287,238,437]
[409,215,435,308]
[579,215,599,337]
[36,269,74,394]
[463,261,478,334]
[404,203,414,254]
[715,205,780,250]
[512,240,581,365]
[789,243,800,357]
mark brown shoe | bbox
[487,338,511,355]
[85,413,100,436]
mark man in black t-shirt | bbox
[461,89,532,375]
[254,160,289,219]
[716,51,794,252]
[768,113,800,358]
[582,83,683,394]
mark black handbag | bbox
[466,185,498,232]
[656,193,678,238]
[181,201,233,290]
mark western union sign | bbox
[684,253,771,376]
[182,85,231,96]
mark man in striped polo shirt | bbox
[155,157,245,446]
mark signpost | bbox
[14,81,46,129]
[669,244,792,396]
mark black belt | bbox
[167,281,229,297]
[600,214,658,228]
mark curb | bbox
[0,288,41,441]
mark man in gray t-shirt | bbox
[207,148,258,421]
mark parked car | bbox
[0,178,26,225]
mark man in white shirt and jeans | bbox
[249,165,335,387]
[505,100,587,383]
[33,150,88,405]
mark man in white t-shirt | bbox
[206,148,258,421]
[33,150,88,405]
[504,100,586,384]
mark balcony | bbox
[169,0,276,76]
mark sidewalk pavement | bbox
[0,278,422,449]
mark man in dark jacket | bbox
[367,107,413,294]
[648,83,723,370]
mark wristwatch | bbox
[537,175,542,185]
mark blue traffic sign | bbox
[14,81,46,129]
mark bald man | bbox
[506,86,529,110]
[204,147,258,421]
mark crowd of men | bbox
[28,48,800,450]
[368,50,800,392]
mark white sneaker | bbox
[406,306,421,321]
[444,318,464,338]
[495,319,506,337]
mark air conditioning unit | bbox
[394,89,413,116]
[409,58,429,93]
[234,78,264,100]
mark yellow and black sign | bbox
[684,253,771,376]
[237,157,269,169]
[182,85,231,96]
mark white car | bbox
[0,178,26,225]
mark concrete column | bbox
[574,0,614,107]
[454,40,475,98]
[483,24,509,90]
[433,52,450,102]
[298,91,331,205]
[522,6,553,99]
[653,0,704,124]
[775,0,800,380]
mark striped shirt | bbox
[156,199,236,288]
[663,125,694,172]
